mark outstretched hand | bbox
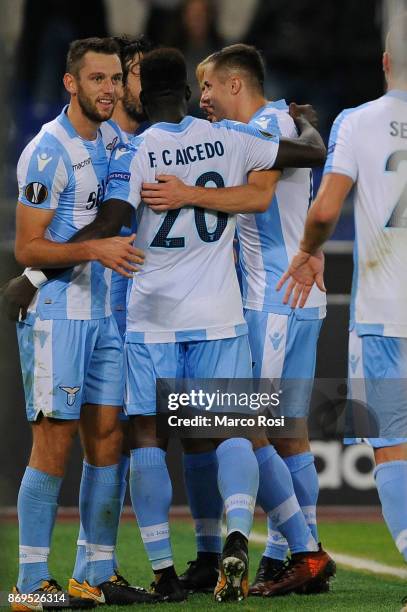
[141,175,191,212]
[276,249,326,308]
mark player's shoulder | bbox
[212,118,278,142]
[250,100,296,138]
[17,116,73,182]
[333,97,383,130]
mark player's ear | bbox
[230,76,242,96]
[185,85,192,101]
[383,51,391,77]
[64,73,78,96]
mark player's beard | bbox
[77,85,115,123]
[122,88,146,123]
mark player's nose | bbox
[103,79,115,95]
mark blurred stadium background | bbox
[1,1,407,608]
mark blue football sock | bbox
[80,462,121,586]
[255,446,318,559]
[284,452,319,543]
[114,454,130,571]
[17,467,62,593]
[217,438,258,539]
[375,460,407,562]
[183,451,223,554]
[72,522,86,584]
[130,448,173,570]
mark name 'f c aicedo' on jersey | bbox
[16,106,121,320]
[105,115,280,343]
[325,89,407,338]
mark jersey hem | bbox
[243,301,326,319]
[34,308,112,320]
[125,323,248,343]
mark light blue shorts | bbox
[124,335,252,416]
[345,328,407,448]
[244,309,323,417]
[17,314,124,421]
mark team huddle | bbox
[3,11,407,609]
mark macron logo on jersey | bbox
[255,117,270,130]
[115,146,131,160]
[37,153,53,171]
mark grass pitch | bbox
[1,519,406,611]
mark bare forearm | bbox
[187,184,271,213]
[30,200,130,278]
[275,119,326,169]
[300,208,337,255]
[15,238,93,268]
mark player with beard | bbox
[8,37,158,608]
[69,35,155,601]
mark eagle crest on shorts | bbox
[59,386,81,406]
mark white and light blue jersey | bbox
[108,122,136,325]
[17,106,120,320]
[324,90,407,337]
[238,100,326,318]
[105,115,280,342]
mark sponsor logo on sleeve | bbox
[328,143,336,155]
[24,182,48,204]
[108,172,131,182]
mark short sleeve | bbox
[17,138,68,209]
[220,120,280,173]
[323,111,357,181]
[105,140,146,210]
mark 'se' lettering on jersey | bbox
[105,115,280,342]
[325,90,407,337]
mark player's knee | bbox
[130,415,166,449]
[270,435,310,457]
[374,443,407,465]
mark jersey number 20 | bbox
[150,172,228,248]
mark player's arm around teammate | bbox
[11,38,158,607]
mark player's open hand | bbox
[276,249,326,308]
[289,103,319,129]
[0,274,37,321]
[88,234,145,278]
[141,175,192,212]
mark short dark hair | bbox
[386,12,407,80]
[140,48,188,98]
[112,35,153,85]
[66,37,120,77]
[206,43,265,93]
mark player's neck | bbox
[233,94,268,124]
[112,102,140,135]
[387,76,407,92]
[147,107,185,125]
[67,103,100,140]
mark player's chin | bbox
[96,101,115,120]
